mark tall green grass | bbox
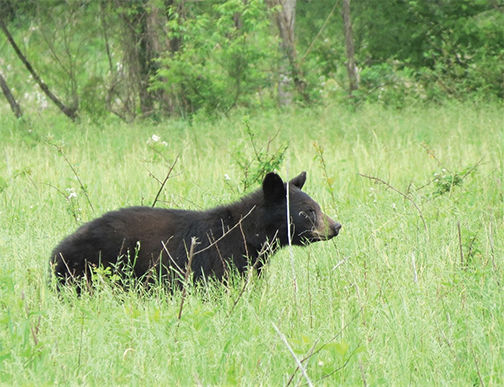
[1,102,503,384]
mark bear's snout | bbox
[331,222,342,237]
[323,215,341,239]
[309,213,341,241]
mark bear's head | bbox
[262,171,341,246]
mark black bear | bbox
[50,171,341,288]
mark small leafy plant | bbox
[432,164,479,197]
[233,119,287,192]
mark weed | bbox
[432,164,479,197]
[233,119,287,191]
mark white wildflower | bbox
[66,188,77,199]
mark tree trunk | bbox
[0,18,77,120]
[0,72,22,118]
[342,0,358,94]
[268,0,309,105]
[118,0,169,117]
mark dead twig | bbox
[359,173,427,233]
[0,19,77,120]
[286,306,363,386]
[152,153,180,207]
[300,0,339,63]
[160,240,184,281]
[21,292,40,346]
[272,322,314,387]
[286,339,320,387]
[227,232,278,319]
[457,222,465,269]
[207,230,229,282]
[193,206,256,257]
[420,142,444,169]
[471,346,485,387]
[58,253,78,285]
[239,221,249,260]
[48,141,95,213]
[178,237,197,320]
[316,343,362,382]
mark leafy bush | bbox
[152,0,278,116]
[349,63,425,108]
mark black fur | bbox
[50,171,341,288]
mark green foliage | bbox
[232,119,287,192]
[432,164,478,197]
[299,0,504,106]
[353,0,504,101]
[353,63,424,108]
[152,0,278,115]
[1,0,503,120]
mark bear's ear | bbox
[263,172,286,202]
[290,171,307,190]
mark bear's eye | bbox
[299,209,316,222]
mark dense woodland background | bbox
[1,0,503,121]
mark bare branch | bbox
[193,206,256,257]
[301,0,338,63]
[0,18,77,120]
[359,173,427,233]
[160,239,184,276]
[152,153,180,207]
[178,237,198,320]
[207,230,229,281]
[0,72,22,118]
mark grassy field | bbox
[1,102,503,385]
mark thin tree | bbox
[115,0,169,117]
[0,19,78,120]
[268,0,309,105]
[342,0,358,94]
[0,72,22,118]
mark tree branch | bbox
[0,72,22,118]
[0,18,78,120]
[151,153,180,207]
